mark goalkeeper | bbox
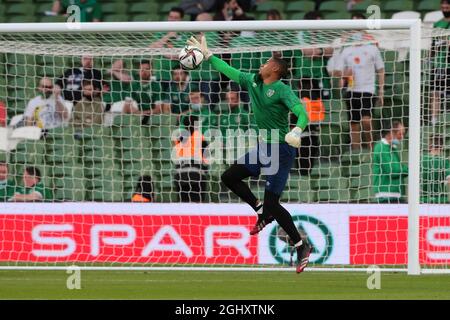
[187,36,312,273]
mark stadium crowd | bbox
[1,0,450,203]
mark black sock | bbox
[221,164,259,211]
[263,190,301,244]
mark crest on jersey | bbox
[266,89,275,97]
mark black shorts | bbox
[430,68,450,93]
[345,91,376,122]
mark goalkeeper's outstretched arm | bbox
[187,36,241,83]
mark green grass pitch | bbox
[0,270,449,299]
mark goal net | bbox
[0,20,448,273]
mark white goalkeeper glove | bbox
[285,127,303,148]
[186,35,212,60]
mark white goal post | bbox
[0,19,442,275]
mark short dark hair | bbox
[140,59,152,66]
[351,12,366,19]
[170,7,185,18]
[442,0,450,5]
[25,166,41,181]
[304,11,323,20]
[267,9,282,19]
[381,120,403,138]
[82,77,102,91]
[272,57,289,79]
[430,134,444,150]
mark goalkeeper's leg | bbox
[263,190,312,273]
[221,164,262,212]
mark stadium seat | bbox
[131,14,160,21]
[319,1,348,12]
[103,14,129,22]
[391,11,421,19]
[424,11,444,24]
[159,2,180,14]
[128,2,159,14]
[382,0,414,12]
[7,16,36,25]
[5,3,35,16]
[255,1,285,13]
[349,0,380,12]
[322,12,351,19]
[417,0,441,12]
[285,1,316,13]
[350,187,373,203]
[102,2,128,15]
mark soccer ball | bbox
[178,46,204,70]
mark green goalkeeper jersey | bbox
[207,56,309,143]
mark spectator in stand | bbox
[421,134,450,203]
[179,90,214,134]
[173,114,209,202]
[213,90,254,139]
[150,7,185,48]
[266,9,283,20]
[372,121,408,203]
[429,0,450,124]
[55,55,103,103]
[214,0,249,47]
[333,20,385,151]
[0,161,14,202]
[180,0,217,20]
[52,0,102,22]
[131,175,155,202]
[9,167,52,202]
[23,77,71,130]
[214,0,247,21]
[71,78,104,128]
[166,67,193,114]
[149,7,185,82]
[104,60,170,116]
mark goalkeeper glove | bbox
[285,127,303,148]
[186,35,212,60]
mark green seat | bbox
[312,176,349,191]
[6,16,35,23]
[129,2,159,14]
[417,0,441,12]
[319,1,348,12]
[285,1,315,13]
[348,163,372,177]
[131,13,160,21]
[317,189,351,202]
[6,3,35,15]
[382,0,413,12]
[349,0,381,12]
[341,150,372,166]
[351,187,373,203]
[350,175,372,189]
[159,2,179,14]
[310,163,341,178]
[103,14,129,22]
[256,1,285,12]
[102,2,128,15]
[54,176,86,202]
[35,3,53,15]
[322,11,351,19]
